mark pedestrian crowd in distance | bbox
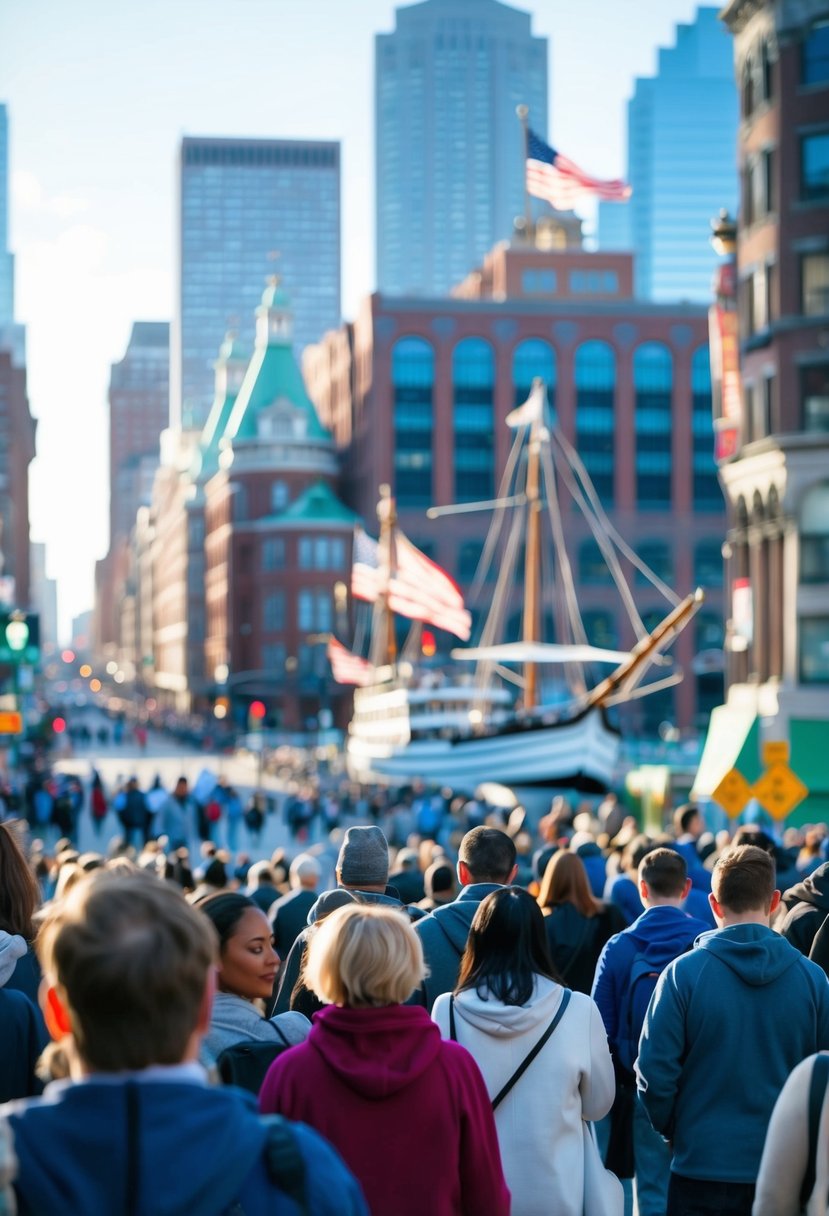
[1,784,829,1215]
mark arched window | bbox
[575,341,616,505]
[691,346,722,510]
[634,343,673,509]
[800,482,829,584]
[512,339,557,415]
[579,537,613,584]
[453,338,495,503]
[694,539,723,587]
[392,337,434,508]
[635,540,673,586]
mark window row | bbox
[240,535,347,573]
[261,589,333,633]
[578,538,723,588]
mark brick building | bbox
[304,231,726,734]
[0,345,35,609]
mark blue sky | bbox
[0,0,723,635]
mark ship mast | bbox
[522,402,542,710]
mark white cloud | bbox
[12,169,88,219]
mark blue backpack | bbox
[616,950,668,1074]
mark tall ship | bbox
[330,380,702,793]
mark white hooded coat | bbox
[432,977,614,1216]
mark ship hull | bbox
[346,705,620,793]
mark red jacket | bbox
[259,1003,510,1216]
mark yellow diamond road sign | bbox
[751,763,809,821]
[712,768,753,818]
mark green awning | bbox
[692,704,761,799]
[790,719,829,794]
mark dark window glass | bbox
[694,540,723,587]
[801,133,829,202]
[634,343,673,509]
[579,538,614,585]
[574,341,616,505]
[582,610,618,649]
[800,484,829,585]
[392,337,434,507]
[512,339,556,413]
[802,253,829,316]
[801,363,829,432]
[803,21,829,86]
[800,618,829,682]
[453,338,495,503]
[635,541,673,586]
[691,347,722,509]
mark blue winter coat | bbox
[410,883,505,1010]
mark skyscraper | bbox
[172,136,341,430]
[597,7,738,301]
[376,0,548,296]
[0,104,15,324]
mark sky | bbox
[0,0,722,639]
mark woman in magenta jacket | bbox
[259,903,510,1216]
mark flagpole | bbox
[516,104,532,239]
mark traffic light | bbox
[0,612,40,664]
[422,630,437,658]
[52,716,66,734]
[248,701,266,730]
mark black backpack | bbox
[216,1021,293,1095]
[227,1115,309,1216]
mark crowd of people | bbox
[0,779,828,1214]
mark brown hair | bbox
[0,822,40,940]
[38,871,217,1072]
[639,848,688,898]
[712,845,775,913]
[537,850,601,918]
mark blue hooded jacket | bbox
[592,905,710,1054]
[637,924,829,1183]
[2,1077,367,1216]
[410,883,504,1010]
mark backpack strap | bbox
[269,1018,291,1048]
[449,995,457,1041]
[491,988,572,1111]
[801,1053,829,1211]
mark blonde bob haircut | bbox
[304,903,426,1008]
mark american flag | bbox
[328,637,373,686]
[526,128,631,211]
[350,525,472,641]
[351,526,385,603]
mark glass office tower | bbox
[598,7,738,302]
[173,137,341,429]
[0,105,14,324]
[376,0,548,296]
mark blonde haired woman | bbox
[259,903,509,1216]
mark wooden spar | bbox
[522,411,542,710]
[583,588,705,711]
[377,485,397,668]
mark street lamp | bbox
[5,616,29,654]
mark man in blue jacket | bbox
[409,827,517,1010]
[637,844,829,1216]
[592,847,709,1216]
[0,871,367,1216]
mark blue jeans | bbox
[667,1174,755,1216]
[633,1093,671,1216]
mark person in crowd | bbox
[432,887,614,1216]
[160,776,198,850]
[733,825,800,898]
[0,983,43,1104]
[411,827,518,1010]
[537,850,624,994]
[0,872,367,1215]
[270,854,322,959]
[246,860,282,914]
[0,823,43,1008]
[278,889,356,1020]
[88,770,107,837]
[776,859,829,957]
[220,783,244,854]
[637,845,829,1216]
[796,828,825,878]
[604,834,653,926]
[245,793,266,847]
[592,848,710,1216]
[195,892,309,1068]
[388,848,425,905]
[188,855,229,904]
[753,1050,829,1216]
[568,830,608,900]
[118,776,149,849]
[672,804,712,892]
[417,860,458,913]
[259,903,510,1216]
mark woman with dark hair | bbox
[538,850,625,993]
[195,892,309,1069]
[0,822,43,1005]
[433,887,614,1216]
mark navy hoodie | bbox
[592,905,710,1055]
[2,1076,366,1216]
[637,924,829,1183]
[410,883,504,1009]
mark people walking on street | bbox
[259,902,510,1216]
[160,776,198,851]
[88,771,107,838]
[637,844,829,1216]
[118,776,149,850]
[537,849,624,994]
[433,886,615,1216]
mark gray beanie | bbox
[337,825,390,887]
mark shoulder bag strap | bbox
[491,988,572,1111]
[269,1017,291,1048]
[448,995,457,1041]
[801,1053,829,1210]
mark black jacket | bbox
[779,862,829,957]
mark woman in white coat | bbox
[432,887,615,1216]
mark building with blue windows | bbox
[172,136,341,430]
[375,0,548,296]
[597,7,738,302]
[305,232,726,735]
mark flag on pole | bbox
[505,379,546,429]
[391,532,472,641]
[327,637,374,686]
[526,128,631,211]
[351,526,384,603]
